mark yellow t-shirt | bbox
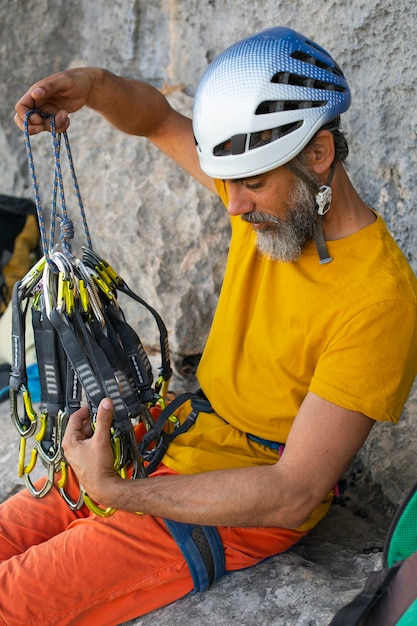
[163,179,417,531]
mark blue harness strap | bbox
[246,433,284,451]
[164,519,225,593]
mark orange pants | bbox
[0,467,307,626]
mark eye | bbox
[245,180,263,191]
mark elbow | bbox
[272,506,311,530]
[283,506,312,530]
[268,494,322,530]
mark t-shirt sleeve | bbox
[309,299,417,423]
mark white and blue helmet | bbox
[193,27,351,179]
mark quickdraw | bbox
[10,110,178,514]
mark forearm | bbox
[64,395,368,530]
[86,69,174,138]
[86,69,202,180]
[86,463,310,529]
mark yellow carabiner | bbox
[97,259,122,287]
[57,462,84,511]
[95,265,116,290]
[57,460,67,489]
[92,274,113,300]
[111,434,123,471]
[64,279,75,315]
[35,412,48,442]
[24,447,38,475]
[18,437,26,477]
[19,256,46,294]
[24,461,55,498]
[18,437,39,477]
[10,388,37,438]
[83,492,116,517]
[78,279,90,313]
[22,389,38,423]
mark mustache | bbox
[241,210,282,225]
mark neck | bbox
[322,162,376,240]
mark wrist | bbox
[83,468,123,510]
[84,68,111,110]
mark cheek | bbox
[260,187,292,219]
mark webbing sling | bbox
[139,393,214,475]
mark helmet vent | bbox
[212,121,304,157]
[256,100,327,114]
[271,71,346,93]
[290,49,345,78]
[249,122,303,150]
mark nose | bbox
[226,182,254,216]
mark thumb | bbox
[94,397,114,435]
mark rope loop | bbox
[23,109,93,266]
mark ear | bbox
[307,130,335,176]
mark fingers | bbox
[14,71,75,133]
[64,405,92,441]
[13,109,70,134]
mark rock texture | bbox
[1,1,417,624]
[2,0,417,356]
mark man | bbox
[5,26,417,625]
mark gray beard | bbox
[241,179,317,262]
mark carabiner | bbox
[10,387,37,438]
[76,260,105,326]
[111,433,123,472]
[18,437,27,477]
[78,278,90,314]
[24,459,55,498]
[83,492,116,517]
[18,438,39,477]
[126,427,146,479]
[82,247,123,288]
[19,256,46,298]
[36,438,61,468]
[58,462,84,511]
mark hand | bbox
[62,397,121,503]
[14,67,99,135]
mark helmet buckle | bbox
[315,185,332,216]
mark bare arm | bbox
[62,392,374,528]
[14,67,216,193]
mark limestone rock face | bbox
[2,0,417,361]
[1,2,417,625]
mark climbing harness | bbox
[164,519,225,592]
[10,111,223,591]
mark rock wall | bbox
[2,0,417,360]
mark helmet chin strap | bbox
[285,160,337,264]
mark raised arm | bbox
[14,67,216,193]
